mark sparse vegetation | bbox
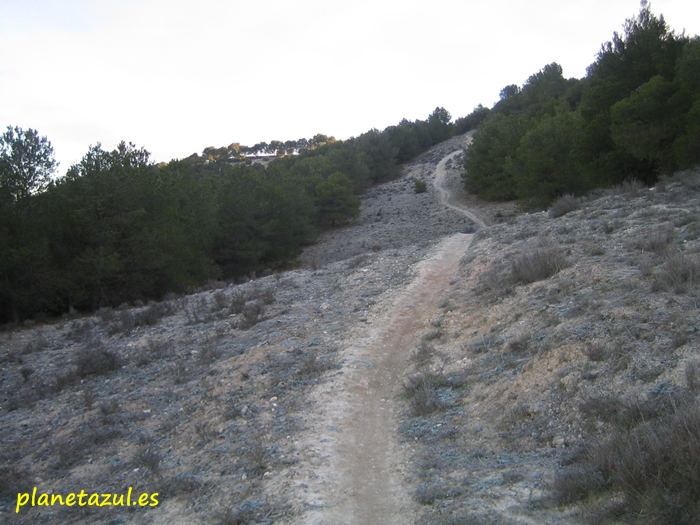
[511,241,567,284]
[654,250,700,293]
[633,226,674,255]
[412,341,436,366]
[404,374,447,416]
[135,446,163,477]
[557,399,700,523]
[75,342,121,378]
[2,35,700,522]
[687,359,700,393]
[549,194,581,218]
[422,329,443,341]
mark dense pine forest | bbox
[1,1,698,324]
[464,1,700,207]
[0,106,476,324]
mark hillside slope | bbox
[2,134,699,524]
[403,174,700,524]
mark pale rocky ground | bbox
[2,134,700,525]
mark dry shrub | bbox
[561,398,700,522]
[552,465,606,505]
[412,341,435,366]
[239,301,264,329]
[500,403,534,430]
[215,500,284,525]
[108,302,171,334]
[470,333,496,354]
[549,194,581,218]
[136,302,173,326]
[212,290,230,311]
[54,367,80,392]
[659,169,700,196]
[258,286,276,305]
[403,374,447,416]
[76,342,121,378]
[99,399,120,416]
[135,446,162,477]
[216,508,254,525]
[633,227,674,255]
[591,402,700,522]
[199,342,221,365]
[511,241,567,284]
[184,296,210,324]
[508,333,531,353]
[96,306,116,323]
[23,333,50,354]
[20,366,34,382]
[148,338,169,359]
[239,437,268,477]
[686,358,700,393]
[83,387,96,409]
[194,421,217,442]
[583,343,608,362]
[69,319,94,341]
[584,242,606,256]
[171,362,189,385]
[163,474,201,497]
[580,392,687,432]
[298,351,335,378]
[413,480,461,505]
[655,250,700,293]
[611,178,645,197]
[474,262,513,299]
[422,329,443,342]
[229,291,246,314]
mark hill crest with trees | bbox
[1,1,698,324]
[463,0,700,208]
[0,106,487,324]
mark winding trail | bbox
[295,139,485,525]
[433,148,487,229]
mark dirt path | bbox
[289,143,485,525]
[432,134,487,229]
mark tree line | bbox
[0,106,490,324]
[464,1,700,208]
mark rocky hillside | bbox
[404,174,700,524]
[1,134,699,525]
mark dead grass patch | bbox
[511,241,568,284]
[654,250,700,293]
[560,395,700,521]
[76,342,122,378]
[632,226,674,255]
[403,373,455,416]
[549,194,581,218]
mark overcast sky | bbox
[1,0,698,173]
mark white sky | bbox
[1,0,698,173]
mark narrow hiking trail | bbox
[287,139,485,525]
[433,139,487,229]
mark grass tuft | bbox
[511,241,567,284]
[549,194,581,218]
